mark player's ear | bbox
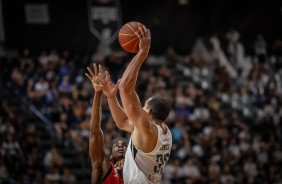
[148,109,153,116]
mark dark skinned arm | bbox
[86,64,110,184]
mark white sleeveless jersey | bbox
[123,123,172,184]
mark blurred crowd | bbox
[0,30,282,184]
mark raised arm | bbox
[100,71,133,132]
[85,64,110,184]
[118,25,152,133]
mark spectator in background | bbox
[58,75,72,93]
[45,82,59,105]
[44,167,61,184]
[208,159,220,182]
[171,122,184,143]
[34,78,49,98]
[48,49,59,65]
[20,48,34,71]
[220,165,235,184]
[59,59,70,76]
[0,121,15,134]
[2,133,24,180]
[226,30,245,68]
[2,134,22,158]
[61,167,76,184]
[254,34,267,56]
[43,147,63,168]
[0,158,11,183]
[181,159,201,180]
[39,50,50,72]
[243,158,258,178]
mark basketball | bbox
[118,21,145,53]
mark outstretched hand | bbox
[114,159,124,173]
[136,25,151,51]
[85,63,104,93]
[101,71,120,98]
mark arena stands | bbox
[0,30,281,183]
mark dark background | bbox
[1,1,282,183]
[2,0,282,55]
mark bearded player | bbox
[99,25,172,184]
[85,64,127,184]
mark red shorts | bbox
[99,162,123,184]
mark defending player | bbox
[85,64,127,184]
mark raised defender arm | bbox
[100,71,133,132]
[85,64,110,184]
[118,25,152,133]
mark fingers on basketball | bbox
[118,21,146,53]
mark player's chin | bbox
[116,152,125,158]
[118,149,125,154]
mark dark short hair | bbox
[147,95,171,121]
[111,138,128,148]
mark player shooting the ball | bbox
[97,24,172,184]
[85,64,127,184]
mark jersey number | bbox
[154,153,169,174]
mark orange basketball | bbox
[118,21,144,53]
